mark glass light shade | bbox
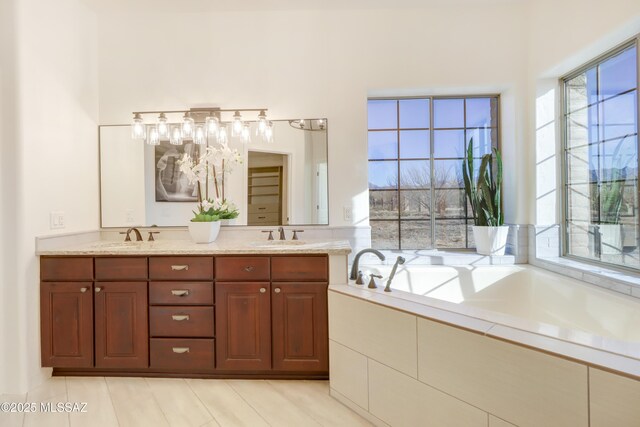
[232,111,243,137]
[157,113,169,139]
[241,123,251,143]
[170,125,183,145]
[205,114,220,137]
[131,114,146,139]
[318,119,326,130]
[218,125,228,144]
[264,121,274,143]
[193,125,206,145]
[182,113,195,139]
[257,111,267,136]
[147,125,160,146]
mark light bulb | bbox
[193,125,206,145]
[241,123,251,144]
[131,113,146,139]
[157,113,169,139]
[205,112,219,138]
[318,119,326,130]
[182,112,194,139]
[147,125,160,146]
[218,125,228,144]
[298,119,305,129]
[265,121,274,143]
[170,125,183,145]
[232,111,243,137]
[257,110,267,136]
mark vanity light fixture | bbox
[231,111,243,137]
[288,118,327,132]
[130,107,269,145]
[131,113,146,139]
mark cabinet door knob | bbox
[171,290,189,297]
[95,287,102,293]
[260,288,266,293]
[274,288,281,294]
[171,314,190,321]
[172,347,190,354]
[244,266,255,272]
[171,265,189,271]
[80,287,88,293]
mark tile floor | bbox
[0,377,372,427]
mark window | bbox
[563,41,639,270]
[368,96,499,249]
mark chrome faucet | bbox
[384,256,406,292]
[277,226,286,240]
[121,227,143,242]
[349,249,386,280]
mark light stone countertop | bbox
[36,238,352,256]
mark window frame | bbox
[368,94,501,250]
[560,35,640,272]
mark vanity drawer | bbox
[271,256,328,281]
[248,213,280,223]
[248,204,280,214]
[149,306,214,338]
[149,257,214,280]
[149,282,213,305]
[41,257,93,281]
[215,257,270,281]
[150,338,215,371]
[95,257,147,280]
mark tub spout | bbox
[350,249,386,280]
[384,256,405,292]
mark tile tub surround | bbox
[328,286,640,427]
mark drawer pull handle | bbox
[172,347,190,354]
[274,288,281,294]
[172,314,190,321]
[244,266,255,272]
[80,287,88,293]
[260,287,266,293]
[171,265,189,271]
[171,290,190,297]
[258,207,266,210]
[258,216,266,219]
[95,287,102,293]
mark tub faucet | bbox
[384,256,405,292]
[350,249,386,280]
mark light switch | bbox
[50,211,65,229]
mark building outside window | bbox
[563,40,639,270]
[368,96,499,249]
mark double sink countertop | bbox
[36,238,353,256]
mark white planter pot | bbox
[472,225,509,256]
[188,221,221,244]
[598,224,623,255]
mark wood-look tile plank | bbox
[227,380,322,427]
[186,379,267,427]
[0,393,27,427]
[23,377,70,427]
[66,377,118,427]
[267,380,373,427]
[105,377,169,427]
[145,378,212,427]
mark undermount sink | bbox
[251,240,307,247]
[88,241,146,249]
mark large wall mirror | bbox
[100,119,329,227]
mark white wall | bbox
[0,0,100,394]
[96,4,530,225]
[527,0,640,225]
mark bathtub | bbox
[328,264,640,426]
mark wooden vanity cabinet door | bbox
[94,282,148,369]
[40,282,94,368]
[271,282,328,372]
[215,282,271,371]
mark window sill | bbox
[531,255,640,299]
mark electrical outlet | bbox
[343,206,353,222]
[50,211,65,229]
[125,209,135,224]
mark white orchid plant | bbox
[178,142,243,222]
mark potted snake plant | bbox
[463,139,508,255]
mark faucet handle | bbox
[147,231,160,241]
[355,271,365,285]
[368,274,383,289]
[292,230,304,240]
[119,231,131,242]
[262,230,274,240]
